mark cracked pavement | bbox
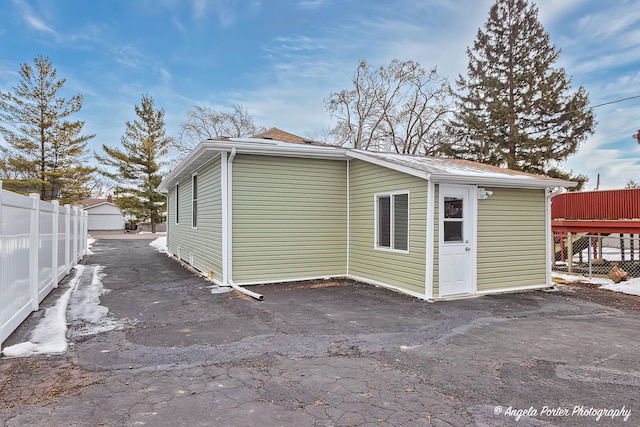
[1,238,639,426]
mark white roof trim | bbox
[215,139,347,158]
[346,150,430,180]
[158,139,347,193]
[429,173,576,189]
[159,138,576,193]
[83,202,120,210]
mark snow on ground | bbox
[2,265,85,357]
[87,236,96,255]
[67,265,125,338]
[150,235,167,253]
[601,279,640,297]
[552,272,640,297]
[2,264,125,358]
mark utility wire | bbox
[587,94,640,110]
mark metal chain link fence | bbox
[553,233,640,279]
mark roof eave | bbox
[429,173,577,189]
[158,140,347,193]
[345,150,431,180]
[83,202,117,210]
[222,139,347,158]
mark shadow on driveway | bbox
[1,237,639,426]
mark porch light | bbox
[477,188,493,199]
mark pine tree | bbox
[0,55,95,203]
[96,95,170,233]
[448,0,595,187]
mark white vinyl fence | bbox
[0,181,88,346]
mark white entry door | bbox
[439,184,475,297]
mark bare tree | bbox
[325,59,452,155]
[172,104,264,159]
[87,175,115,198]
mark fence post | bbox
[567,233,573,273]
[65,204,71,274]
[588,235,592,279]
[84,210,88,255]
[52,200,59,287]
[72,206,79,263]
[29,193,40,311]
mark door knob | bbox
[465,247,470,251]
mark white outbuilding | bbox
[80,198,125,231]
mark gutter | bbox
[430,174,576,190]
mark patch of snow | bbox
[572,247,639,262]
[149,236,167,253]
[552,272,640,297]
[2,264,127,358]
[67,265,125,338]
[355,150,549,180]
[2,265,85,358]
[139,231,167,235]
[86,236,96,255]
[601,278,640,297]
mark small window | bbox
[376,193,409,252]
[443,196,463,242]
[192,174,198,228]
[175,184,179,224]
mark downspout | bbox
[546,187,565,287]
[425,179,435,301]
[226,148,263,300]
[346,159,350,276]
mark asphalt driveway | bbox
[1,237,639,426]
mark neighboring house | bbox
[157,129,575,300]
[80,198,125,231]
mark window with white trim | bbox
[192,174,198,228]
[175,184,179,224]
[376,193,409,251]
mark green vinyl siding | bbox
[232,155,347,284]
[476,187,546,291]
[166,155,223,280]
[349,160,427,296]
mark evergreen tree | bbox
[0,55,95,203]
[448,0,595,188]
[96,95,170,233]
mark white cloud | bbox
[159,68,172,84]
[297,0,332,10]
[270,35,327,52]
[192,0,208,19]
[12,0,61,41]
[188,0,262,26]
[172,17,186,34]
[115,45,146,69]
[536,0,590,24]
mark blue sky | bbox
[1,0,639,189]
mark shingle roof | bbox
[79,198,110,207]
[250,127,323,145]
[352,150,564,183]
[158,131,575,192]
